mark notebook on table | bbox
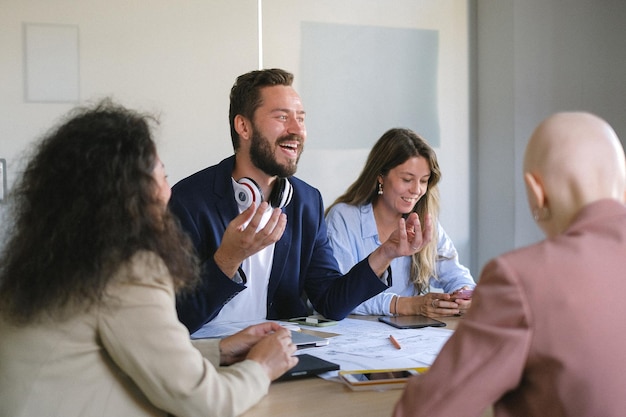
[276,353,340,381]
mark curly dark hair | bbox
[228,68,294,151]
[0,100,199,324]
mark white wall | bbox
[0,0,259,191]
[1,0,472,271]
[262,0,471,267]
[474,0,626,273]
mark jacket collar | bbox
[565,199,626,235]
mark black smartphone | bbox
[378,315,446,329]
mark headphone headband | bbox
[233,177,293,210]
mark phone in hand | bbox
[451,288,473,300]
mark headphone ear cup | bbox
[233,177,263,211]
[269,177,293,209]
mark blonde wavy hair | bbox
[326,128,441,294]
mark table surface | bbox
[240,316,494,417]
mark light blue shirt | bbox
[325,202,475,315]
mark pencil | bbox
[389,335,402,349]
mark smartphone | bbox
[378,315,446,329]
[289,316,339,327]
[451,288,474,300]
[339,368,427,391]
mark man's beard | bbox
[249,130,303,178]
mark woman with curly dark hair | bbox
[0,100,297,417]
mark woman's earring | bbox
[532,206,551,222]
[377,182,383,195]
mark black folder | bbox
[276,354,340,381]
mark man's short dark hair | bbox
[228,68,294,150]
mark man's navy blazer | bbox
[169,156,387,332]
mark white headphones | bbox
[233,177,293,211]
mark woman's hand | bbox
[419,293,458,317]
[417,291,473,317]
[219,322,287,365]
[449,287,473,315]
[392,294,452,316]
[220,322,298,381]
[245,327,299,381]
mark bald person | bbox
[392,112,626,417]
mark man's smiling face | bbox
[249,85,306,177]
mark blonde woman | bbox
[326,128,474,317]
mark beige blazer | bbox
[393,199,626,417]
[0,251,270,417]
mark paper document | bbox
[189,317,453,381]
[307,318,453,373]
